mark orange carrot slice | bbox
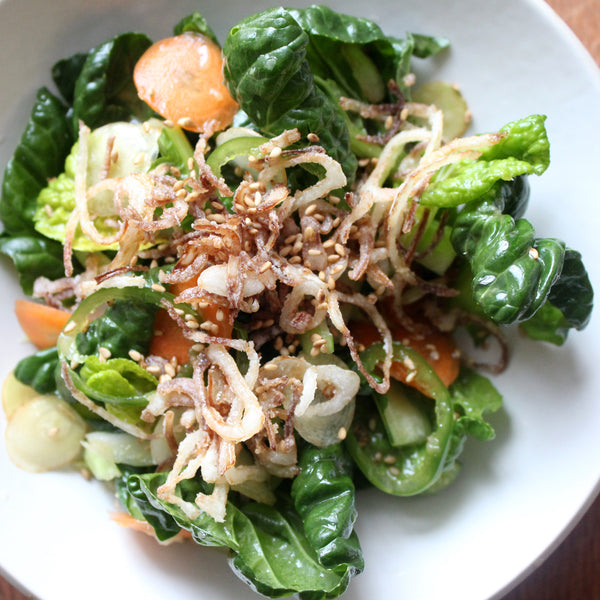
[350,318,460,389]
[14,299,72,350]
[149,278,233,364]
[134,33,238,135]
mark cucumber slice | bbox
[2,371,39,420]
[5,395,87,472]
[375,380,432,447]
[413,81,470,141]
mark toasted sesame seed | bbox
[288,256,302,264]
[307,248,321,256]
[327,254,340,263]
[307,132,320,142]
[259,261,272,274]
[63,321,76,334]
[98,346,111,359]
[269,146,282,158]
[263,362,278,371]
[151,283,166,293]
[389,466,400,476]
[338,427,347,440]
[305,203,318,216]
[529,247,539,260]
[322,239,336,249]
[177,117,194,128]
[384,455,397,465]
[128,349,143,362]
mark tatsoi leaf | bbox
[451,195,566,325]
[291,444,363,577]
[0,88,73,236]
[449,367,503,441]
[223,8,357,183]
[521,249,593,344]
[173,11,220,45]
[76,299,158,359]
[51,52,88,104]
[421,115,550,207]
[125,472,357,598]
[13,347,60,395]
[546,249,593,330]
[72,32,154,129]
[0,236,66,295]
[77,356,158,406]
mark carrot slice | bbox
[134,33,238,135]
[149,278,233,364]
[350,318,460,389]
[14,299,72,350]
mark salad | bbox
[0,5,594,599]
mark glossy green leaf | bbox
[421,115,550,207]
[0,88,73,237]
[123,471,360,598]
[72,32,154,129]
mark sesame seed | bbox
[263,362,278,371]
[322,239,336,249]
[128,349,143,362]
[63,321,76,334]
[308,248,321,256]
[529,247,539,260]
[338,427,347,440]
[307,132,320,142]
[305,203,318,216]
[327,254,340,263]
[269,146,282,158]
[289,256,302,264]
[259,261,272,274]
[151,283,166,292]
[384,455,397,465]
[177,117,194,128]
[389,466,400,476]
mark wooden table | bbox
[1,1,599,599]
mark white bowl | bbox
[0,1,599,599]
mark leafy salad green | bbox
[0,5,593,599]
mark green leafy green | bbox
[0,235,66,295]
[449,367,503,441]
[0,88,74,237]
[223,7,357,182]
[76,355,158,406]
[421,115,550,207]
[291,444,363,577]
[451,195,566,325]
[72,32,154,129]
[13,346,60,394]
[75,298,158,359]
[51,52,88,105]
[121,471,361,598]
[173,11,219,45]
[520,249,593,344]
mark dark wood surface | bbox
[1,1,599,599]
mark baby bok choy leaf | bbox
[450,175,593,337]
[121,456,362,600]
[223,7,357,183]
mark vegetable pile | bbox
[0,5,593,599]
